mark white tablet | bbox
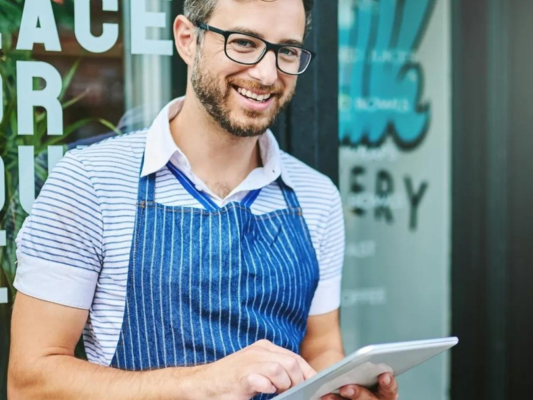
[273,337,459,400]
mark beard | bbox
[191,50,295,138]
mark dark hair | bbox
[184,0,314,33]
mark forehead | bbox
[209,0,306,42]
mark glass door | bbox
[338,1,452,399]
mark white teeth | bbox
[236,86,271,102]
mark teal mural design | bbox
[339,0,436,149]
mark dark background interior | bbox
[452,0,533,398]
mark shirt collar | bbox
[140,97,294,189]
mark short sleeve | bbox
[308,183,345,316]
[14,151,104,309]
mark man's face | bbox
[191,0,307,137]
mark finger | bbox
[243,373,277,395]
[257,362,293,393]
[377,374,398,399]
[340,385,377,400]
[249,348,306,387]
[254,340,317,379]
[270,353,306,387]
[294,355,317,380]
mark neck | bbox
[170,94,262,198]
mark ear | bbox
[173,15,197,66]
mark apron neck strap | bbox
[139,154,299,209]
[277,177,300,209]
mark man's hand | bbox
[9,294,314,400]
[321,373,399,400]
[195,339,317,400]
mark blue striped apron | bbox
[110,160,320,399]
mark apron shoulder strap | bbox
[277,177,300,209]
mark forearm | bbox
[9,354,201,400]
[306,349,345,372]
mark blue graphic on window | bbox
[339,0,436,149]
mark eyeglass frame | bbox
[196,23,316,76]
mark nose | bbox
[247,50,279,87]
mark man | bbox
[8,0,399,399]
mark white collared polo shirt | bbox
[14,98,345,366]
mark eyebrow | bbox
[230,26,305,47]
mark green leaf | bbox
[62,89,89,110]
[34,117,48,143]
[61,117,96,137]
[96,118,122,136]
[0,0,21,15]
[9,109,17,136]
[35,111,47,124]
[60,58,82,101]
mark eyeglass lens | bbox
[226,33,312,74]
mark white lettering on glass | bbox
[17,0,61,51]
[0,156,5,253]
[0,156,5,213]
[17,61,63,136]
[131,0,173,55]
[17,146,64,214]
[0,288,7,304]
[75,0,119,53]
[18,146,35,214]
[342,288,387,307]
[0,157,6,306]
[47,145,64,173]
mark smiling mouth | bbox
[233,85,273,103]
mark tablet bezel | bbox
[272,337,459,400]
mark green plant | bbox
[1,0,75,33]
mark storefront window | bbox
[0,1,178,394]
[338,0,452,398]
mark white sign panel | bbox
[0,288,7,305]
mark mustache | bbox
[227,77,284,95]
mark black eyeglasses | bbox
[196,23,315,75]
